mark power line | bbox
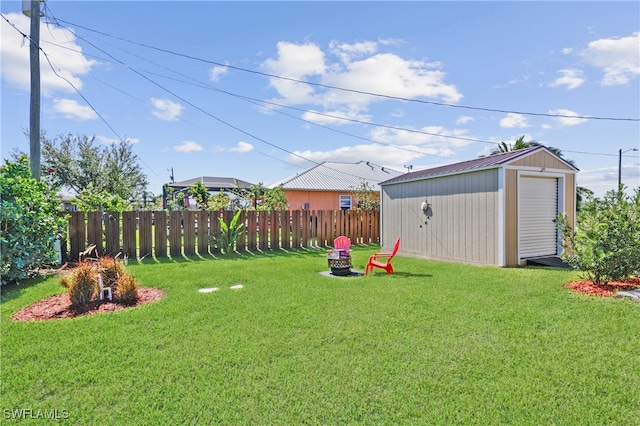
[9,9,637,191]
[50,16,639,123]
[42,20,391,186]
[26,10,640,160]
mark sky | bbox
[1,1,639,199]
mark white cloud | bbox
[549,109,587,127]
[262,40,462,113]
[287,144,421,167]
[329,40,378,64]
[264,41,327,79]
[499,113,530,129]
[284,125,473,168]
[369,125,472,149]
[323,53,462,105]
[301,109,371,125]
[151,98,183,121]
[581,32,640,85]
[0,13,96,96]
[209,65,228,82]
[549,69,585,90]
[230,141,254,153]
[52,98,97,120]
[456,116,474,125]
[96,136,140,145]
[173,141,203,153]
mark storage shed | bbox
[379,146,578,267]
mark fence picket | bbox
[155,211,167,257]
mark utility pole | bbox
[619,147,639,191]
[25,0,42,180]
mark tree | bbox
[188,181,211,210]
[351,180,380,210]
[230,181,287,210]
[40,133,149,202]
[260,185,287,211]
[1,155,67,285]
[209,190,231,211]
[558,187,640,284]
[491,136,532,155]
[73,183,131,213]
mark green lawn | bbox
[2,246,639,425]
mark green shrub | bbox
[66,262,98,305]
[115,273,139,303]
[558,187,640,284]
[1,155,67,285]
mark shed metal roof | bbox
[380,146,578,186]
[270,161,403,191]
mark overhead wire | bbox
[50,16,640,123]
[41,11,640,163]
[22,9,639,162]
[5,9,637,190]
[41,12,393,185]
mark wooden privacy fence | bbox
[61,209,380,261]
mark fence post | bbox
[183,210,196,255]
[154,211,167,257]
[122,211,137,259]
[169,211,182,257]
[258,211,268,251]
[209,210,222,254]
[69,211,85,262]
[139,211,153,259]
[197,210,210,255]
[104,211,120,257]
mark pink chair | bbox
[365,237,401,275]
[332,236,351,254]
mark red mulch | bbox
[564,276,640,297]
[11,287,165,322]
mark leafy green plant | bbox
[187,181,210,210]
[351,180,380,210]
[558,187,640,284]
[0,155,67,285]
[73,183,131,213]
[65,261,98,305]
[209,190,231,211]
[213,210,244,254]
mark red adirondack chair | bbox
[365,237,401,275]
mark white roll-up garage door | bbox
[519,176,558,259]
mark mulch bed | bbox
[564,276,640,297]
[11,287,164,322]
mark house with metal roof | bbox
[269,161,403,211]
[163,176,254,209]
[379,146,579,267]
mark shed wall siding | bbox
[382,169,499,265]
[510,150,574,170]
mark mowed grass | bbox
[2,246,639,425]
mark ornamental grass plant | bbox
[64,261,97,305]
